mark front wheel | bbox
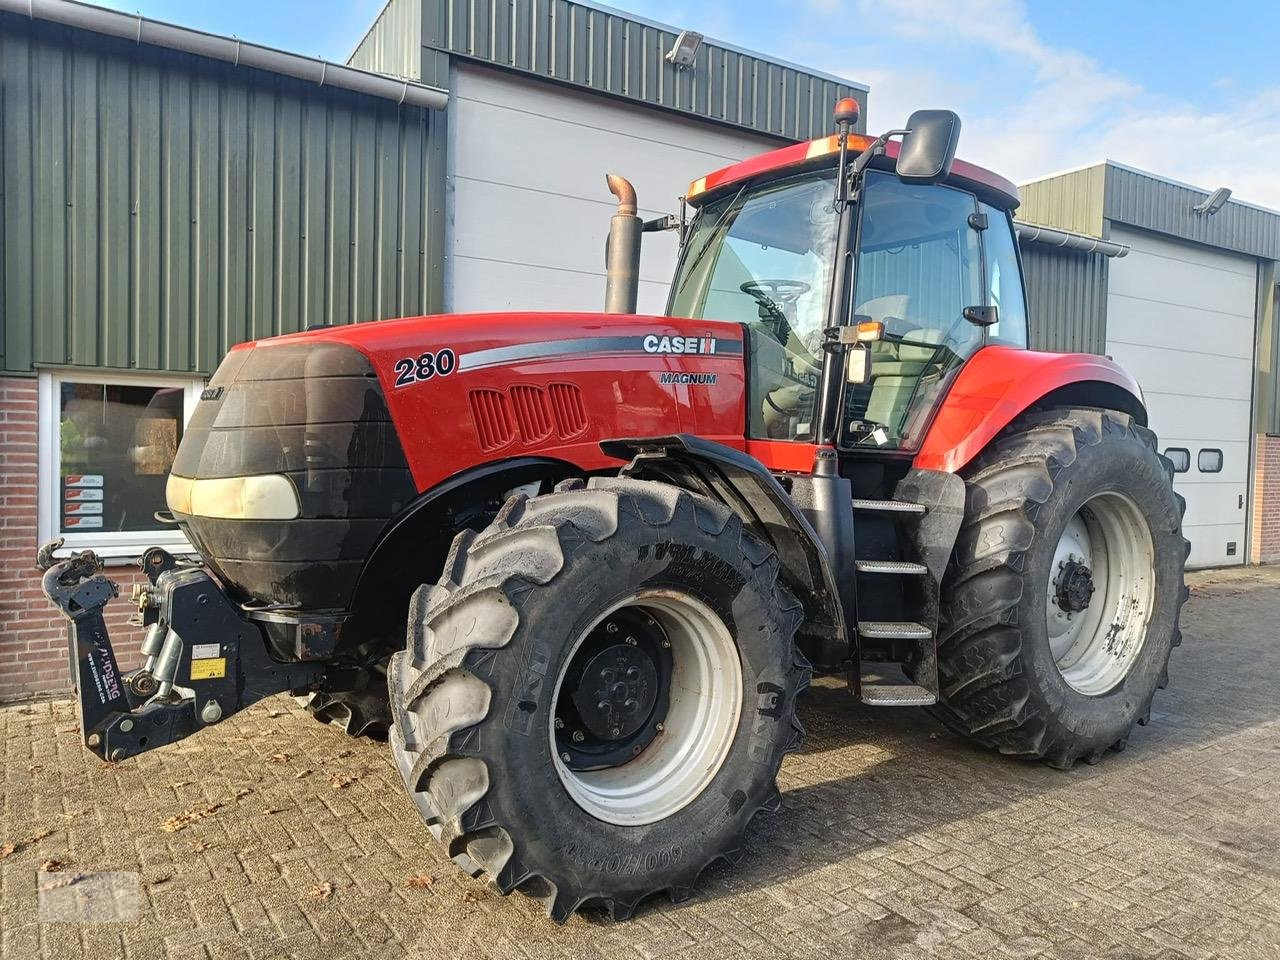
[388,477,809,920]
[934,408,1188,769]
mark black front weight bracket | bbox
[38,541,323,762]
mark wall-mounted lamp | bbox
[665,30,703,69]
[1193,186,1232,216]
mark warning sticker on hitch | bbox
[190,658,226,680]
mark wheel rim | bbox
[1046,492,1156,696]
[549,590,743,826]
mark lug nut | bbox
[554,718,564,730]
[561,752,572,763]
[611,727,621,737]
[655,722,664,732]
[625,636,637,646]
[661,639,671,649]
[606,622,618,634]
[572,730,585,743]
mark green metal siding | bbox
[347,0,422,79]
[1018,166,1106,239]
[352,0,867,141]
[1019,242,1109,354]
[1105,164,1280,262]
[1,14,444,378]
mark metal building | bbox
[0,0,867,699]
[1015,161,1280,569]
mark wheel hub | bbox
[555,607,672,771]
[1055,558,1096,613]
[571,643,658,741]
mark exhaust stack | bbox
[604,174,642,314]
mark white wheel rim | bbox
[549,590,743,826]
[1046,492,1156,696]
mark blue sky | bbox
[97,0,1280,207]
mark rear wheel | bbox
[388,477,809,920]
[934,408,1188,769]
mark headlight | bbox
[166,474,300,520]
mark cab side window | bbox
[980,203,1028,347]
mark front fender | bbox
[914,347,1146,473]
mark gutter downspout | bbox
[1,0,449,111]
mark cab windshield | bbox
[668,170,839,441]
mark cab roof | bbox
[687,133,1021,210]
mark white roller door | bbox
[447,63,783,315]
[1105,225,1257,568]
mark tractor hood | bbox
[168,311,747,607]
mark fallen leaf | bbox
[28,830,53,843]
[0,843,16,860]
[39,859,65,873]
[269,753,290,764]
[329,773,357,790]
[405,874,434,889]
[294,769,312,780]
[461,888,489,903]
[307,882,334,901]
[161,789,253,832]
[40,872,86,891]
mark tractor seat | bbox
[864,328,943,435]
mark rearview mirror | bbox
[895,110,961,184]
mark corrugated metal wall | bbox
[1019,242,1109,354]
[1018,166,1106,239]
[403,0,866,140]
[1106,164,1280,262]
[347,0,421,79]
[0,14,445,378]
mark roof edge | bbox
[2,0,448,109]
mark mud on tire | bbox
[933,408,1189,769]
[388,477,810,921]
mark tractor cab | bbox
[668,106,1028,454]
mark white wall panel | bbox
[448,63,783,315]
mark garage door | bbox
[1105,225,1257,568]
[448,63,784,315]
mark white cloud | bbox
[792,0,1280,209]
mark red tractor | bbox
[41,100,1187,921]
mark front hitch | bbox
[37,541,323,762]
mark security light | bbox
[1193,186,1232,216]
[665,30,703,69]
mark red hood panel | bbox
[239,313,748,491]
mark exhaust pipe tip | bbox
[605,173,637,216]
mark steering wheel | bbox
[740,280,811,347]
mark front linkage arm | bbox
[37,541,323,762]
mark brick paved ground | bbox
[2,566,1279,960]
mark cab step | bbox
[860,684,937,706]
[854,559,927,576]
[857,621,932,641]
[850,498,926,515]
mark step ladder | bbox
[850,497,938,706]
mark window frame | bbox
[1164,447,1191,473]
[37,369,205,561]
[1197,448,1224,474]
[978,203,1031,349]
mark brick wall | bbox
[1252,434,1280,565]
[0,376,147,702]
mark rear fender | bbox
[915,347,1147,473]
[601,435,847,666]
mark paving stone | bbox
[3,566,1279,958]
